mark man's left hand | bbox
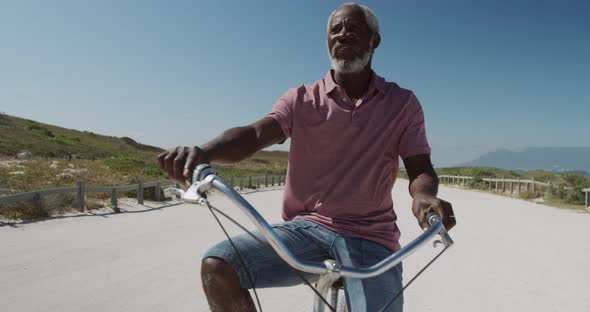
[411,193,456,231]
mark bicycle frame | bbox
[166,164,454,312]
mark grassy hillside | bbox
[0,113,290,220]
[0,113,162,160]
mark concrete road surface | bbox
[1,180,589,311]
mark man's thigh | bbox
[332,236,404,312]
[202,219,333,289]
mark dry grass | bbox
[0,151,289,221]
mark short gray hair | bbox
[327,2,380,35]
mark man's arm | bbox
[200,116,285,163]
[158,116,286,184]
[403,154,456,231]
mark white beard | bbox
[329,48,373,74]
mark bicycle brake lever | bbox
[427,213,454,248]
[164,174,216,205]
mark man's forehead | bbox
[330,5,367,25]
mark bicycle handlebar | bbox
[166,164,454,279]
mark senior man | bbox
[159,2,455,311]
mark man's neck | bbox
[333,66,372,100]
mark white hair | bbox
[327,2,380,35]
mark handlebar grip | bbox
[192,164,217,184]
[426,212,441,227]
[426,212,454,247]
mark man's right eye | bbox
[331,25,342,34]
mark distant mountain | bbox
[460,147,590,174]
[0,113,163,159]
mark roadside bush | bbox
[518,191,540,199]
[0,198,49,220]
[468,175,484,189]
[548,174,589,205]
[43,193,77,214]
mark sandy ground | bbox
[1,180,589,312]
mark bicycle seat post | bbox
[314,259,342,312]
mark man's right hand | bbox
[157,146,208,186]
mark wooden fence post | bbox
[138,179,143,205]
[509,181,513,194]
[248,176,252,189]
[257,176,260,189]
[77,181,85,212]
[517,178,521,193]
[230,176,235,188]
[585,190,589,208]
[33,193,42,210]
[495,179,498,191]
[239,177,243,190]
[155,181,161,201]
[111,188,119,212]
[265,175,268,187]
[501,177,505,193]
[271,176,275,186]
[532,177,536,194]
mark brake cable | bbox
[378,244,450,312]
[204,200,336,312]
[205,196,451,312]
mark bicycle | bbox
[165,164,454,312]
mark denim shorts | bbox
[203,219,403,312]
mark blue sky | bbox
[1,0,588,166]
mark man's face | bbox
[327,5,375,73]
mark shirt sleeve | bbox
[267,88,296,144]
[398,93,432,159]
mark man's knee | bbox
[201,257,241,289]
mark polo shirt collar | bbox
[324,69,387,95]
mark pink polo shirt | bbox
[267,70,431,251]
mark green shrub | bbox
[0,198,49,220]
[104,156,145,172]
[27,124,55,138]
[142,163,164,177]
[548,174,590,205]
[518,191,539,199]
[54,135,81,145]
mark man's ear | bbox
[372,33,381,50]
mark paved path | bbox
[1,180,589,311]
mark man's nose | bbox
[334,28,356,43]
